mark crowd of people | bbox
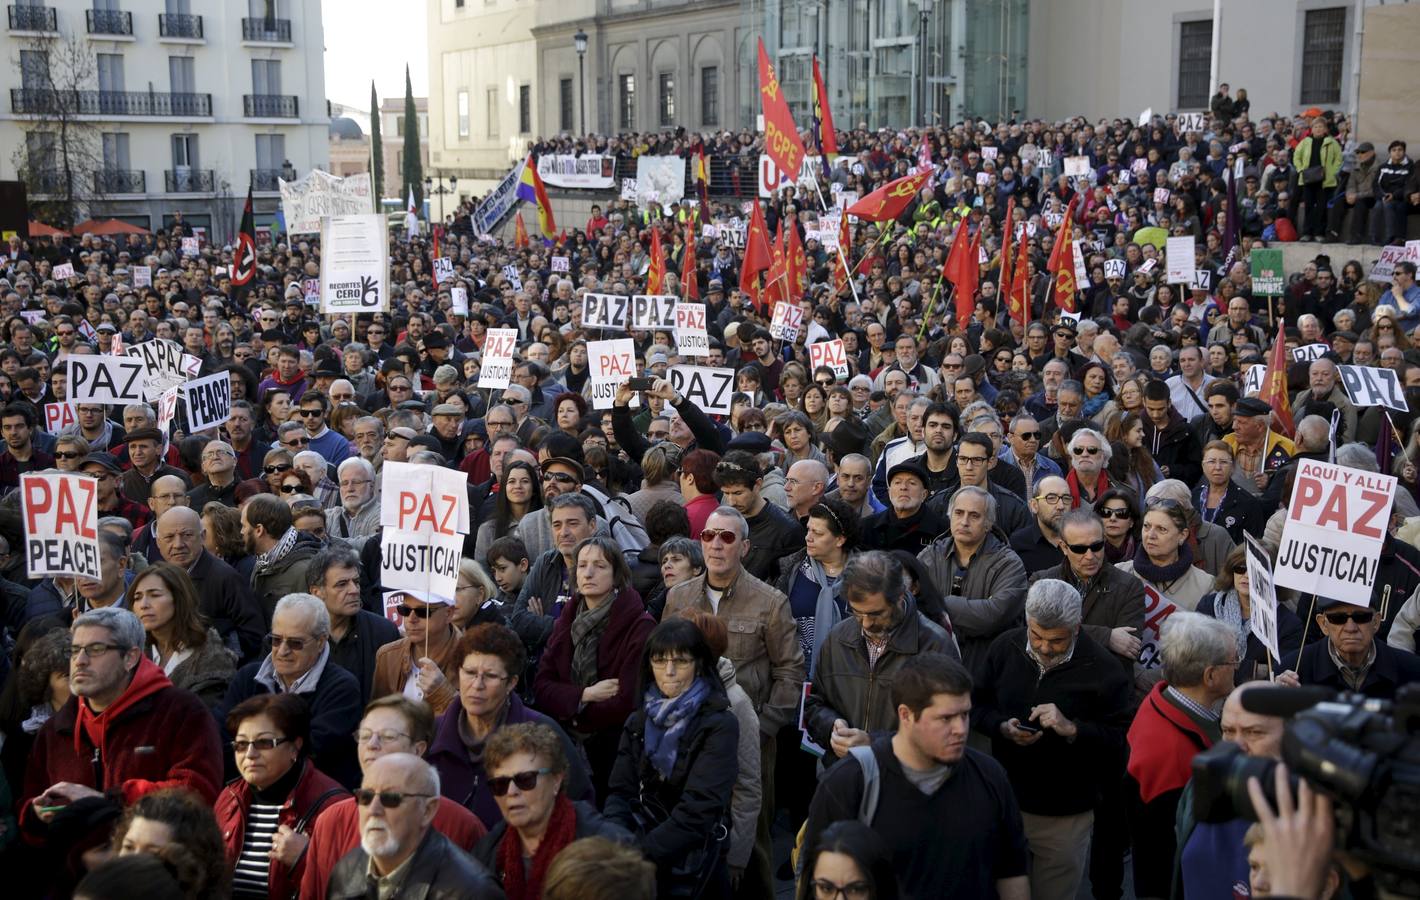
[0,100,1415,899]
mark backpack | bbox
[582,484,650,556]
[791,744,881,879]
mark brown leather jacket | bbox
[370,626,463,715]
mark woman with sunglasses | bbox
[474,459,542,565]
[216,693,346,900]
[1095,488,1142,565]
[473,723,631,900]
[372,592,464,716]
[605,618,738,899]
[534,536,655,809]
[260,449,295,495]
[1197,546,1302,685]
[277,469,314,507]
[1116,499,1214,612]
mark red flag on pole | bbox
[514,212,529,249]
[833,212,851,296]
[681,220,699,300]
[1046,196,1079,313]
[786,221,807,299]
[757,39,809,182]
[764,221,788,304]
[845,169,933,223]
[646,226,666,294]
[810,55,839,163]
[944,216,978,324]
[694,145,712,227]
[740,202,773,307]
[998,197,1015,295]
[1258,322,1297,438]
[1007,228,1032,328]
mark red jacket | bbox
[21,657,224,838]
[533,586,654,735]
[215,760,346,900]
[1126,681,1215,804]
[299,794,486,900]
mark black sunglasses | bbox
[502,397,526,405]
[297,409,323,417]
[1065,540,1106,555]
[279,483,301,494]
[395,604,438,618]
[543,471,578,484]
[263,463,293,475]
[1323,610,1375,626]
[354,789,435,808]
[487,768,552,797]
[1099,507,1133,520]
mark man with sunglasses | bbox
[1010,476,1072,572]
[297,390,353,466]
[1278,597,1420,700]
[1002,413,1062,491]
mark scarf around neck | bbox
[643,677,712,779]
[1131,540,1196,587]
[1211,590,1250,661]
[254,526,300,576]
[498,792,577,900]
[1067,468,1110,507]
[570,594,616,688]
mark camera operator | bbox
[1277,597,1420,700]
[1245,765,1343,900]
[1174,683,1284,899]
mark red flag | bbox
[757,39,809,182]
[646,226,666,294]
[1258,322,1297,438]
[845,169,933,223]
[998,197,1015,295]
[1007,227,1032,327]
[514,212,529,249]
[764,221,788,304]
[832,213,851,296]
[943,216,978,324]
[786,222,807,298]
[681,220,699,300]
[1046,197,1079,313]
[740,202,773,306]
[810,55,839,162]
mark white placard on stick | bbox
[808,339,850,380]
[674,303,709,357]
[1244,533,1282,665]
[381,529,464,607]
[52,262,75,280]
[182,370,233,432]
[1177,112,1207,133]
[1338,365,1408,412]
[180,237,198,257]
[379,461,471,536]
[668,366,735,416]
[631,294,677,331]
[1137,584,1180,671]
[21,472,100,579]
[478,328,518,390]
[66,356,147,404]
[132,265,151,287]
[1242,364,1267,397]
[587,338,638,410]
[157,385,179,434]
[320,214,389,313]
[1273,459,1396,600]
[125,339,190,402]
[43,402,75,434]
[450,286,468,316]
[432,257,454,285]
[1063,156,1091,177]
[582,293,628,331]
[769,302,804,342]
[1165,236,1195,285]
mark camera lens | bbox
[1189,742,1284,824]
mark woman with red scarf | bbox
[473,722,631,900]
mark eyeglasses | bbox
[1065,539,1106,555]
[486,419,515,428]
[812,879,872,900]
[488,768,553,797]
[646,429,670,439]
[650,653,696,669]
[69,641,124,659]
[1072,445,1101,456]
[699,528,738,545]
[396,604,440,618]
[230,735,291,754]
[543,471,578,484]
[354,789,435,809]
[297,409,323,417]
[1099,507,1133,520]
[459,668,509,685]
[388,384,412,393]
[502,397,526,406]
[1034,493,1071,506]
[54,450,84,460]
[354,729,411,745]
[958,455,990,466]
[1015,431,1041,441]
[1324,610,1375,626]
[268,633,313,651]
[263,463,293,475]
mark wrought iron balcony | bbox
[244,94,298,118]
[8,4,56,32]
[241,16,290,42]
[10,88,212,117]
[85,8,131,35]
[93,169,145,193]
[158,12,202,39]
[31,170,65,194]
[251,169,285,191]
[165,169,214,192]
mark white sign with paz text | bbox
[669,366,735,416]
[21,472,100,580]
[1338,365,1408,412]
[587,338,638,410]
[808,340,850,380]
[477,328,518,390]
[1273,459,1396,600]
[674,303,709,357]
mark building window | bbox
[1176,20,1211,109]
[1300,7,1346,105]
[519,84,530,134]
[486,88,497,138]
[658,73,675,127]
[559,77,573,132]
[395,115,405,137]
[619,73,635,130]
[457,90,469,138]
[701,66,719,126]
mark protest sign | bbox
[808,339,850,380]
[1165,236,1195,284]
[279,170,374,235]
[52,262,75,280]
[22,472,100,579]
[669,366,735,415]
[1369,245,1406,283]
[620,178,638,201]
[132,265,152,288]
[381,529,465,608]
[1104,259,1127,280]
[1138,107,1153,126]
[1177,112,1207,132]
[125,339,190,401]
[1250,248,1284,294]
[982,146,998,161]
[1063,156,1091,177]
[1244,534,1282,665]
[380,461,470,536]
[631,294,677,331]
[478,328,518,390]
[500,264,523,291]
[66,356,146,404]
[550,256,569,273]
[1339,365,1408,412]
[18,310,44,326]
[180,237,198,257]
[182,370,232,432]
[472,159,526,235]
[157,385,179,434]
[320,214,388,313]
[450,286,468,316]
[757,154,824,198]
[1290,343,1330,364]
[432,257,454,285]
[770,302,804,342]
[537,154,616,189]
[78,320,97,343]
[588,338,638,410]
[635,155,686,207]
[582,292,628,330]
[1274,459,1396,599]
[1153,187,1171,206]
[1137,584,1181,670]
[43,402,75,433]
[301,277,320,306]
[1242,364,1267,397]
[1191,269,1213,293]
[674,303,709,357]
[975,172,992,187]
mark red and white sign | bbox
[21,472,100,579]
[52,262,75,280]
[43,402,76,433]
[769,302,804,342]
[758,154,823,198]
[674,303,709,357]
[587,338,638,410]
[380,461,470,536]
[478,328,518,390]
[1274,459,1396,600]
[808,339,849,380]
[1137,584,1180,671]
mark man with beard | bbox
[861,459,943,555]
[1010,475,1071,572]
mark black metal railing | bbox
[85,8,131,35]
[165,169,214,192]
[8,4,55,31]
[158,12,202,38]
[251,168,284,191]
[93,169,145,193]
[241,16,290,42]
[244,94,298,118]
[31,171,65,194]
[11,88,212,117]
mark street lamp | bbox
[426,174,458,222]
[920,0,934,127]
[574,28,588,135]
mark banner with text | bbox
[1274,459,1395,600]
[22,472,100,580]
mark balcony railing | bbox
[251,168,284,191]
[158,12,201,39]
[8,4,56,31]
[31,171,65,194]
[11,88,212,117]
[241,16,290,42]
[93,168,145,193]
[85,8,131,35]
[244,94,298,118]
[165,169,214,192]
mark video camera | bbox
[1190,684,1420,897]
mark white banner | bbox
[1165,235,1195,285]
[125,339,195,402]
[1338,365,1408,412]
[582,292,628,331]
[450,286,468,316]
[537,154,616,189]
[630,294,677,331]
[674,303,709,357]
[21,472,101,579]
[279,170,374,235]
[478,328,517,390]
[472,159,527,235]
[1244,533,1282,665]
[1176,112,1207,133]
[1137,584,1181,670]
[769,302,804,342]
[182,370,233,433]
[381,529,464,607]
[1370,245,1407,283]
[808,339,850,380]
[132,265,151,288]
[1242,364,1267,397]
[757,154,825,198]
[320,214,389,313]
[52,262,75,280]
[1274,459,1396,600]
[379,461,470,536]
[157,385,179,434]
[1063,156,1091,177]
[587,338,638,410]
[66,356,146,404]
[432,257,454,285]
[669,366,735,416]
[635,155,686,207]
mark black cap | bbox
[1234,397,1273,417]
[1317,595,1374,612]
[313,357,341,376]
[423,331,449,350]
[886,458,930,489]
[1332,329,1358,344]
[80,452,122,474]
[726,431,772,453]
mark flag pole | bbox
[808,177,862,307]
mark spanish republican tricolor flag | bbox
[516,155,556,239]
[810,54,838,170]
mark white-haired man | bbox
[326,457,379,549]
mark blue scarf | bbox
[643,677,712,779]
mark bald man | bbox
[188,440,240,507]
[155,506,263,663]
[131,474,192,563]
[785,459,829,521]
